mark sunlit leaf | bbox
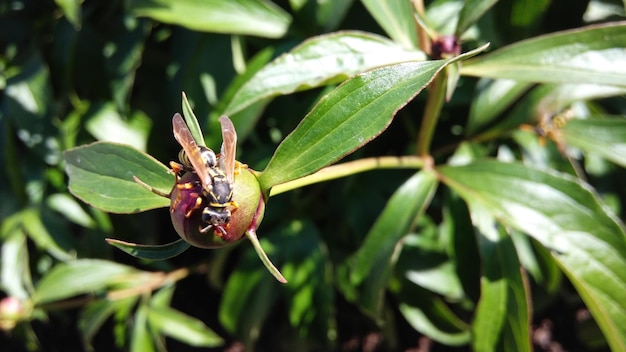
[361,0,418,49]
[34,259,137,304]
[339,170,438,317]
[461,22,626,87]
[131,300,155,352]
[55,0,82,29]
[79,297,138,349]
[224,31,426,116]
[396,282,470,345]
[456,0,499,36]
[466,79,531,135]
[470,206,531,352]
[86,103,151,152]
[128,0,291,38]
[561,117,626,168]
[64,142,171,213]
[439,160,626,352]
[259,45,488,191]
[147,305,223,347]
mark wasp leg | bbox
[170,180,204,217]
[133,176,170,198]
[184,193,204,218]
[228,200,240,213]
[169,161,186,175]
[200,224,227,237]
[234,161,248,176]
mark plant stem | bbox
[269,155,426,196]
[416,69,447,157]
[245,228,287,283]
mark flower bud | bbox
[169,166,264,248]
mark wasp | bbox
[171,113,238,236]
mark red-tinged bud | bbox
[0,297,26,331]
[169,166,264,248]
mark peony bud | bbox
[169,166,264,248]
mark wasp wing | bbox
[172,113,212,189]
[218,115,237,184]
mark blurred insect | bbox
[171,113,238,236]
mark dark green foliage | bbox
[2,0,626,351]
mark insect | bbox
[171,113,238,236]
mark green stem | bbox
[416,69,448,157]
[270,155,426,197]
[245,228,287,283]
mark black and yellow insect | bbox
[171,113,238,236]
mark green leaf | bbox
[0,229,32,300]
[470,206,531,352]
[85,103,152,152]
[64,142,171,213]
[128,0,291,39]
[456,0,499,36]
[131,300,155,352]
[79,297,138,349]
[361,0,419,49]
[47,193,97,229]
[561,117,626,168]
[466,79,531,135]
[461,22,626,87]
[274,221,334,342]
[147,305,223,347]
[397,287,470,346]
[224,31,426,116]
[5,53,60,164]
[20,207,75,261]
[219,248,278,344]
[181,92,206,148]
[259,45,488,190]
[106,238,190,260]
[55,0,82,29]
[438,160,626,352]
[34,259,137,305]
[476,83,626,141]
[338,170,439,318]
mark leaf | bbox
[470,206,531,352]
[224,31,426,116]
[55,0,82,29]
[128,0,291,39]
[460,22,626,87]
[0,229,32,300]
[85,103,152,152]
[338,170,439,318]
[181,92,205,148]
[64,142,171,213]
[47,193,97,229]
[456,0,499,36]
[476,83,626,141]
[79,297,137,349]
[147,305,223,347]
[361,0,419,49]
[131,300,155,352]
[221,220,334,345]
[438,160,626,352]
[219,248,277,344]
[561,117,626,168]
[466,79,532,135]
[4,53,61,164]
[397,286,470,346]
[20,207,75,261]
[259,45,488,190]
[34,259,137,305]
[106,238,190,260]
